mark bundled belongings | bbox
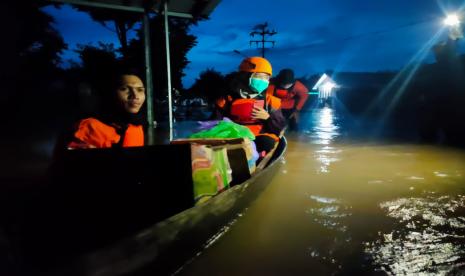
[172,120,262,204]
[172,138,257,204]
[190,119,259,173]
[191,144,231,204]
[190,120,255,140]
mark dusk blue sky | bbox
[43,0,465,88]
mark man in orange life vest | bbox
[213,57,286,155]
[266,68,309,131]
[66,71,146,149]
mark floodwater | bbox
[178,107,465,275]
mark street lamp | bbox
[444,14,460,26]
[444,13,463,40]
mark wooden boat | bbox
[3,1,279,274]
[8,136,286,275]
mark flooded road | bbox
[178,107,465,275]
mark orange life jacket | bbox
[68,118,144,149]
[266,80,309,111]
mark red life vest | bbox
[229,98,264,124]
[266,80,309,111]
[217,95,281,137]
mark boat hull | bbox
[56,137,286,275]
[6,137,286,275]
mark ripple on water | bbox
[313,146,341,174]
[306,195,352,232]
[305,195,354,272]
[365,194,465,275]
[434,171,449,178]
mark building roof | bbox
[312,73,337,90]
[48,0,221,17]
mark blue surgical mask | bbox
[249,78,269,94]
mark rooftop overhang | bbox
[312,73,338,90]
[44,0,222,137]
[47,0,221,18]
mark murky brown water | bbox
[178,107,465,275]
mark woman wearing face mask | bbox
[266,68,309,131]
[213,57,285,155]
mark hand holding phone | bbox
[251,100,270,120]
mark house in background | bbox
[311,73,339,107]
[301,71,396,110]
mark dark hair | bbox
[92,66,144,115]
[227,71,252,96]
[276,68,295,85]
[109,67,145,91]
[89,65,144,99]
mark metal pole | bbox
[164,1,174,138]
[261,35,265,57]
[143,12,155,144]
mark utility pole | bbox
[249,22,277,58]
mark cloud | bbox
[42,0,464,89]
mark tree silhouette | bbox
[188,68,226,103]
[125,15,200,100]
[74,42,119,94]
[1,0,66,127]
[73,6,141,57]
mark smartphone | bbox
[253,99,264,109]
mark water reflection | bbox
[178,107,465,276]
[314,146,341,174]
[306,195,352,233]
[304,107,340,145]
[366,194,465,274]
[302,107,341,174]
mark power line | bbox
[249,22,277,58]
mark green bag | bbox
[190,121,255,140]
[191,145,232,204]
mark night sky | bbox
[43,0,465,88]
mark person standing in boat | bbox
[64,69,146,149]
[212,56,285,156]
[266,68,309,131]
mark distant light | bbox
[322,82,335,91]
[319,107,333,128]
[444,14,460,26]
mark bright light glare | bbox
[322,82,335,91]
[444,14,460,26]
[319,107,333,128]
